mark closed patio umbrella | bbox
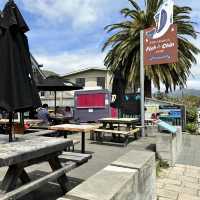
[0,1,41,141]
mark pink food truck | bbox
[74,89,118,122]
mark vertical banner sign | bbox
[140,0,177,136]
[143,0,177,65]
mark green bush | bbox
[186,122,198,134]
[186,108,197,123]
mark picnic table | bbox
[98,118,139,130]
[0,136,75,200]
[0,119,43,126]
[49,124,99,153]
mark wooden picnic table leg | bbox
[48,156,68,194]
[127,124,131,131]
[102,122,107,129]
[109,123,114,130]
[20,169,31,184]
[81,131,85,153]
[109,122,116,140]
[63,131,68,139]
[0,164,26,192]
[62,131,72,151]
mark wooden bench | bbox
[93,128,140,146]
[0,151,90,200]
[0,162,76,200]
[0,137,80,200]
[59,152,92,165]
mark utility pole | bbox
[140,30,145,137]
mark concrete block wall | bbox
[145,125,158,137]
[112,150,156,200]
[175,126,182,157]
[58,150,156,200]
[156,126,182,166]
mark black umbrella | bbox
[36,75,82,91]
[35,75,82,115]
[0,1,41,141]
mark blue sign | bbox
[169,110,181,118]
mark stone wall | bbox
[58,150,156,200]
[145,125,158,137]
[156,126,182,166]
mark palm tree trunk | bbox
[144,76,152,98]
[165,84,169,94]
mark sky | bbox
[0,0,200,90]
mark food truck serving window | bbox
[77,93,106,108]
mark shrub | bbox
[186,108,197,123]
[186,122,198,134]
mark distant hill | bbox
[169,89,200,97]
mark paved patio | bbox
[157,164,200,200]
[0,132,199,200]
[0,133,155,200]
[157,134,200,200]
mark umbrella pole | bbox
[8,112,13,142]
[54,91,57,116]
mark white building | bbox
[59,67,112,107]
[32,57,112,108]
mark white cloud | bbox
[191,64,200,76]
[20,0,98,28]
[19,0,124,29]
[186,80,200,90]
[33,49,106,75]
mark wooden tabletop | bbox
[49,124,99,132]
[99,118,139,124]
[0,119,43,125]
[0,137,72,167]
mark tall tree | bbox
[103,0,200,97]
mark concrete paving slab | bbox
[157,164,200,200]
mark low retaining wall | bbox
[156,126,182,166]
[145,125,158,137]
[58,150,156,200]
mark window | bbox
[40,91,45,97]
[97,77,105,89]
[76,78,85,87]
[49,91,54,96]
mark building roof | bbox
[42,70,59,77]
[62,67,108,77]
[31,54,46,81]
[31,54,58,80]
[145,98,184,106]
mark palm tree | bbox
[103,0,200,97]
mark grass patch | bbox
[156,159,169,177]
